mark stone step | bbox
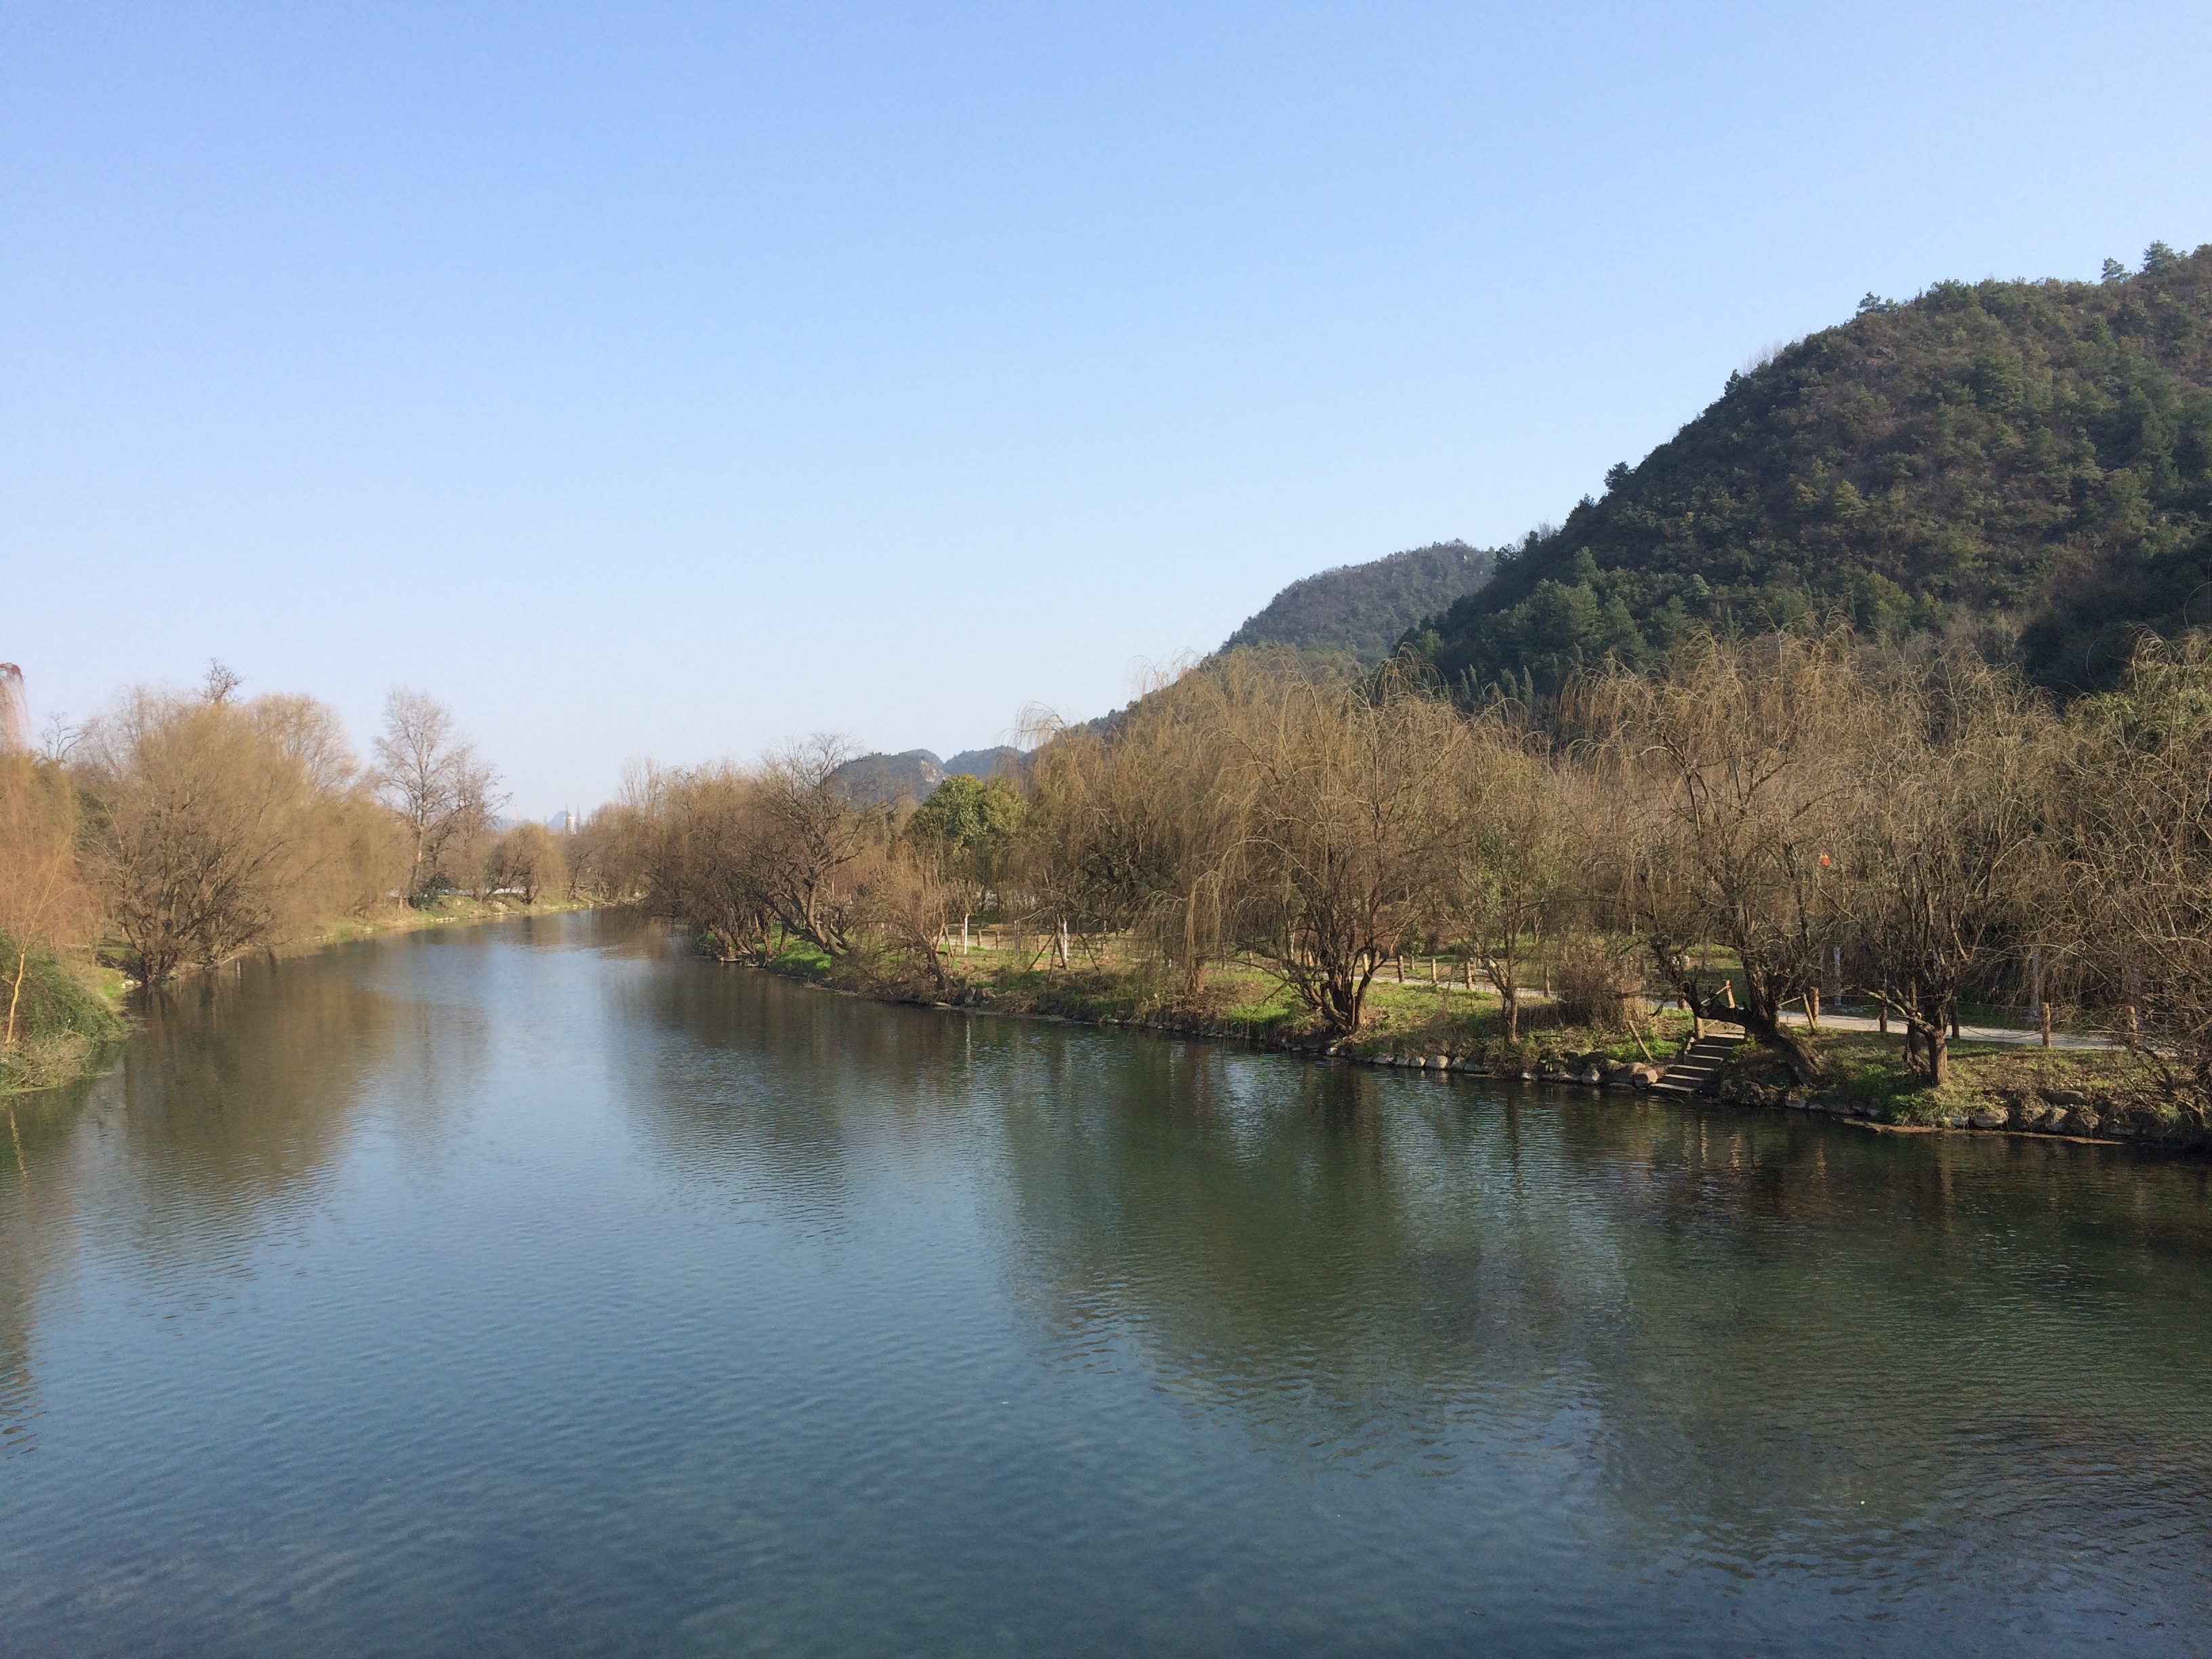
[1655,1033,1746,1095]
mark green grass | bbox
[768,931,1700,1070]
[292,895,597,954]
[1709,1027,2192,1135]
[1,935,127,1095]
[753,930,2205,1140]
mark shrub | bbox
[0,933,122,1092]
[1553,933,1643,1028]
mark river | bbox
[2,912,2207,1654]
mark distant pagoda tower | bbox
[0,663,26,753]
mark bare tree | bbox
[371,689,503,899]
[1593,633,1867,1086]
[859,840,960,993]
[1839,653,2053,1085]
[253,694,359,794]
[2055,636,2212,1120]
[636,764,775,960]
[565,801,648,903]
[1442,720,1572,1041]
[0,754,92,1046]
[37,712,81,765]
[484,822,565,905]
[752,736,876,954]
[1233,661,1462,1038]
[80,691,319,984]
[1023,659,1252,996]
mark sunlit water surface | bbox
[3,914,2209,1655]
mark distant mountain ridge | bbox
[943,747,1021,779]
[828,546,1499,800]
[1224,540,1497,665]
[828,745,1021,806]
[1403,242,2212,697]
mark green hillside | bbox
[1226,541,1496,665]
[1403,243,2212,697]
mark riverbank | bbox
[0,942,129,1096]
[1,896,598,1099]
[748,934,2209,1154]
[286,893,599,957]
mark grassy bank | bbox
[0,936,128,1094]
[747,931,2207,1152]
[1711,1033,2196,1144]
[293,893,597,954]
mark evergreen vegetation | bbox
[1402,243,2212,698]
[1226,541,1496,665]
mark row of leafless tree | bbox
[26,632,2196,1109]
[602,631,2212,1118]
[0,668,565,998]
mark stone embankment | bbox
[875,972,2205,1153]
[1311,1028,2203,1150]
[1713,1074,2197,1145]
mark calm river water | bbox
[3,913,2209,1655]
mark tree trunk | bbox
[4,944,27,1048]
[1689,979,1823,1086]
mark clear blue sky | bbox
[7,1,2209,813]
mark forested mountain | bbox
[1402,243,2212,697]
[828,750,945,805]
[829,745,1021,806]
[1225,541,1496,665]
[943,747,1020,780]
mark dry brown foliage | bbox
[1228,660,1465,1036]
[76,687,406,985]
[485,822,566,905]
[0,754,94,1046]
[1586,632,1868,1084]
[2055,635,2212,1118]
[371,688,502,898]
[1835,651,2055,1084]
[1022,657,1258,996]
[1437,719,1574,1040]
